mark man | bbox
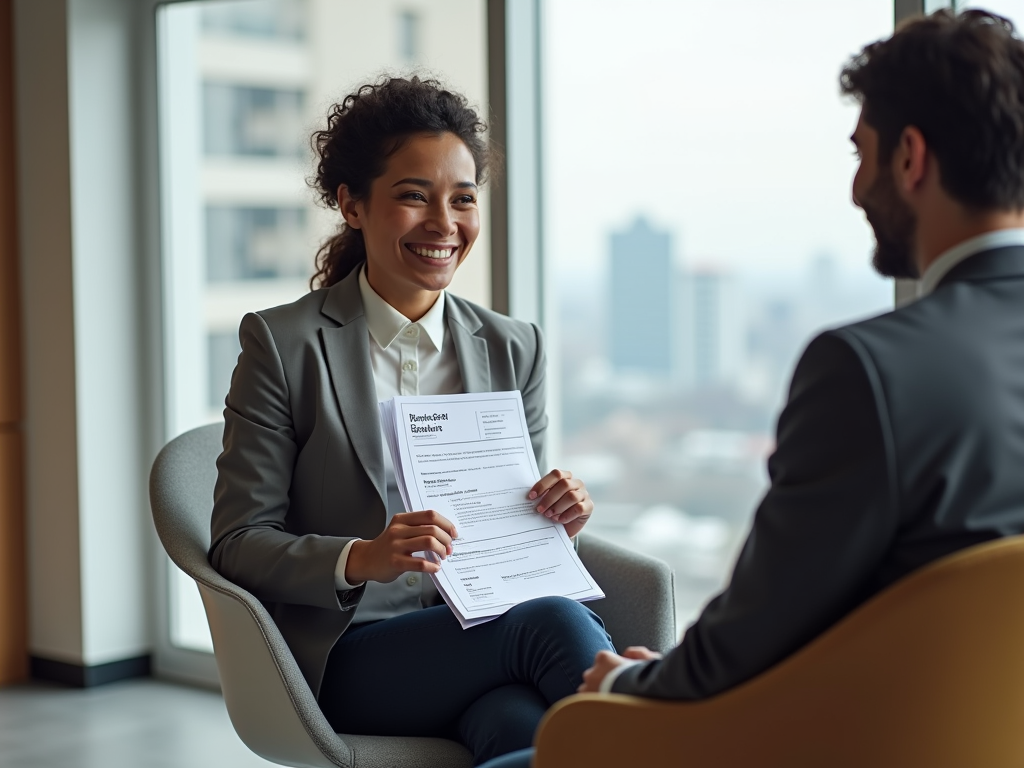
[481,8,1024,767]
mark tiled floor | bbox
[0,678,272,767]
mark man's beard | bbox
[860,165,920,279]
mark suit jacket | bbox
[614,245,1024,699]
[209,267,548,698]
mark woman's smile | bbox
[405,243,460,262]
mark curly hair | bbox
[308,76,492,288]
[841,9,1024,211]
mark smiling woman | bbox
[207,76,613,765]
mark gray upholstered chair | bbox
[149,422,676,768]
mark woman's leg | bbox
[457,685,546,765]
[317,596,614,761]
[477,748,535,768]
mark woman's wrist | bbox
[345,539,371,584]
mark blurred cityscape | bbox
[560,216,891,628]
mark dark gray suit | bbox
[614,246,1024,699]
[209,268,548,697]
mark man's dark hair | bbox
[841,9,1024,211]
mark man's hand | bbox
[621,646,663,661]
[578,647,663,693]
[529,469,594,538]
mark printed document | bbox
[379,391,604,628]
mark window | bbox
[156,0,488,662]
[203,83,306,158]
[542,0,895,627]
[201,0,308,41]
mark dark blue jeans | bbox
[317,596,615,765]
[478,747,534,768]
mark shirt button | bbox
[406,575,419,586]
[405,325,420,338]
[402,360,418,372]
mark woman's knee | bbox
[508,596,608,638]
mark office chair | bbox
[534,534,1024,768]
[150,422,676,768]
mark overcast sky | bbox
[541,0,893,282]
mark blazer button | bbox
[407,575,419,586]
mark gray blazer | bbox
[614,246,1024,700]
[209,267,548,697]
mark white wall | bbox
[15,0,150,667]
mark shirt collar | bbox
[357,266,447,352]
[919,228,1024,297]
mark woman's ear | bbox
[337,184,363,229]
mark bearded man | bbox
[482,9,1024,766]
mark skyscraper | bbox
[609,217,673,377]
[677,269,743,390]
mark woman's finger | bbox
[395,554,442,574]
[542,489,589,519]
[528,469,571,500]
[551,502,591,525]
[394,509,458,539]
[534,478,579,512]
[396,524,454,553]
[402,535,451,560]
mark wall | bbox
[13,0,150,685]
[0,0,28,687]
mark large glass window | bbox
[542,0,895,627]
[157,0,488,657]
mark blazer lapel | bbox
[320,272,386,505]
[447,296,491,393]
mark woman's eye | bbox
[455,195,477,205]
[402,191,427,202]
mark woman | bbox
[209,77,614,765]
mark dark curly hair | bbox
[841,9,1024,211]
[309,76,491,288]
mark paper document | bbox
[379,391,604,628]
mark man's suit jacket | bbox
[209,267,548,698]
[614,245,1024,699]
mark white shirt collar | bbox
[357,265,447,352]
[919,228,1024,297]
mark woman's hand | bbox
[345,510,457,584]
[528,469,594,538]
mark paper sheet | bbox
[379,391,605,628]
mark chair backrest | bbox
[536,534,1024,768]
[149,423,353,768]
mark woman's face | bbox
[339,132,480,318]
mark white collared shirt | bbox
[919,228,1024,297]
[333,267,463,593]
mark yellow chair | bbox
[534,535,1024,768]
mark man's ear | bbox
[337,184,363,229]
[893,125,928,196]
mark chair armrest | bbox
[577,533,676,652]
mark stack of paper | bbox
[379,390,605,628]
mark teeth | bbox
[411,246,454,259]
